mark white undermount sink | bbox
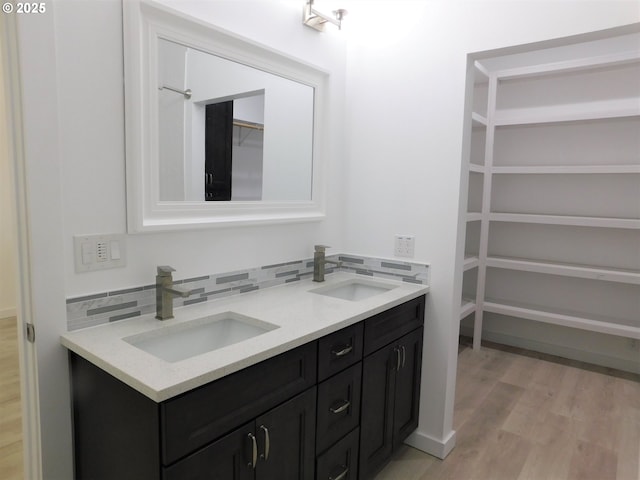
[310,278,397,301]
[123,312,278,363]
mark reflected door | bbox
[205,101,233,201]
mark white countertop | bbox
[61,272,428,402]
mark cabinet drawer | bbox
[363,296,425,355]
[316,363,362,454]
[316,427,360,480]
[317,322,363,382]
[161,341,317,465]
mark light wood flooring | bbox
[375,339,640,480]
[0,316,23,480]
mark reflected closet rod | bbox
[159,85,192,99]
[233,120,264,131]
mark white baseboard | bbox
[404,428,456,460]
[0,306,17,320]
[459,325,640,374]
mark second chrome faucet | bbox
[313,245,342,282]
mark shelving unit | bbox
[460,64,488,321]
[460,30,640,353]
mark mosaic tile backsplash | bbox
[66,254,429,331]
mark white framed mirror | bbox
[123,0,328,232]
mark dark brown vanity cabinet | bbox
[359,297,425,479]
[69,295,425,480]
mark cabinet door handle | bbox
[247,433,257,469]
[331,345,353,357]
[259,425,270,460]
[329,465,349,480]
[401,345,406,369]
[329,399,351,414]
[395,347,401,371]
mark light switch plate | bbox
[74,234,126,272]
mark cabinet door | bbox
[359,343,396,479]
[162,422,254,480]
[392,327,423,449]
[71,353,161,480]
[255,387,316,480]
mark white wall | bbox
[14,0,639,477]
[342,0,639,457]
[0,53,16,319]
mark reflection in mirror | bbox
[157,38,313,203]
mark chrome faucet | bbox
[155,266,198,320]
[313,245,342,282]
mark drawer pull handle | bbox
[247,433,257,469]
[329,400,351,414]
[331,345,353,357]
[259,425,270,460]
[401,345,406,368]
[329,465,349,480]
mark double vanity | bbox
[62,272,428,479]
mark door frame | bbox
[1,13,43,480]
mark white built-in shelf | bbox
[495,51,640,81]
[469,163,485,174]
[486,255,640,285]
[474,60,490,79]
[463,255,480,271]
[472,112,488,127]
[493,104,640,127]
[466,212,482,222]
[489,213,640,229]
[483,298,640,339]
[460,298,476,321]
[492,165,640,175]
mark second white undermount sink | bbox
[310,278,397,301]
[123,312,278,363]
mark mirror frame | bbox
[123,0,328,232]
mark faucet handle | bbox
[157,265,176,276]
[314,245,330,253]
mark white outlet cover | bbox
[394,235,415,258]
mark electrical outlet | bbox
[394,235,415,258]
[629,338,640,352]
